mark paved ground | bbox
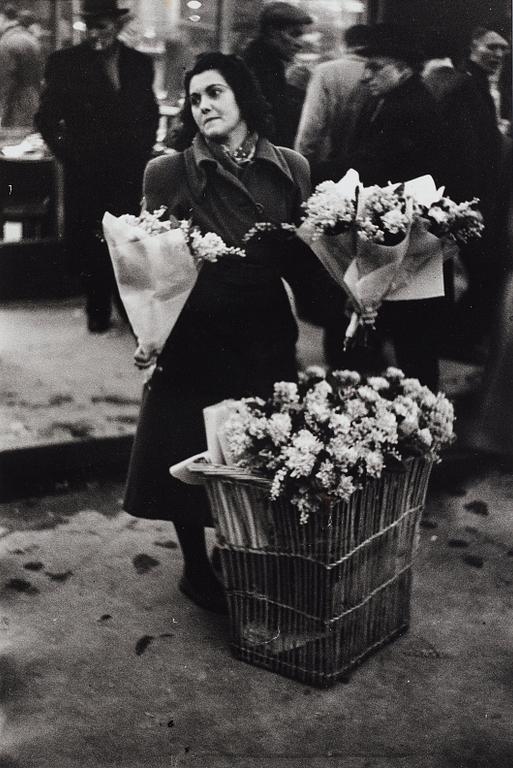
[0,299,141,451]
[1,464,512,768]
[0,297,482,453]
[2,297,511,767]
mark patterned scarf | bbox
[205,132,258,177]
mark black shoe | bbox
[88,317,112,334]
[179,573,228,615]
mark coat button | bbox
[255,202,264,214]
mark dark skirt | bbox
[124,263,298,527]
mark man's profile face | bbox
[470,31,509,74]
[269,23,308,62]
[84,14,119,52]
[362,56,408,96]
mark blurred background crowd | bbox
[0,0,511,455]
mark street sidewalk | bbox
[2,299,513,767]
[1,457,513,767]
[0,297,485,500]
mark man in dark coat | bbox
[336,31,447,187]
[35,0,159,332]
[324,26,449,388]
[418,28,509,361]
[448,26,511,358]
[242,1,312,148]
[0,4,42,127]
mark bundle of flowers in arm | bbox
[102,209,244,365]
[384,184,485,303]
[297,169,359,288]
[342,184,413,345]
[220,365,455,525]
[243,221,298,246]
[182,219,245,267]
[102,207,196,362]
[296,170,416,347]
[416,196,484,244]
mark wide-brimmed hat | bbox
[80,0,129,18]
[360,24,425,66]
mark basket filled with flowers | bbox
[187,366,455,687]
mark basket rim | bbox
[187,454,432,487]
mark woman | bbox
[124,53,332,613]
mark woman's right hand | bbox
[134,344,159,369]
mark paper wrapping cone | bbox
[102,212,198,353]
[203,400,238,465]
[169,452,209,485]
[344,229,412,309]
[385,218,445,301]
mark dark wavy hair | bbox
[168,52,275,150]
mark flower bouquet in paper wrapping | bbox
[102,208,244,361]
[297,170,484,348]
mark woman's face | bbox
[188,69,248,146]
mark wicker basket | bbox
[189,456,433,687]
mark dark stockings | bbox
[174,520,212,581]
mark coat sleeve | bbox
[34,54,69,162]
[294,68,332,164]
[142,153,187,216]
[131,53,160,157]
[277,148,348,327]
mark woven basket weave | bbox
[189,456,433,687]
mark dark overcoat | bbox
[318,75,447,188]
[242,37,303,148]
[124,136,344,525]
[35,41,159,221]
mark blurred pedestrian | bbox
[0,4,43,127]
[470,168,513,458]
[326,25,448,388]
[422,29,478,203]
[295,24,371,175]
[242,1,313,147]
[444,26,512,361]
[340,26,446,186]
[124,52,344,613]
[296,25,372,373]
[35,0,159,333]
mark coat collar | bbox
[187,134,296,196]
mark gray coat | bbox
[295,54,367,166]
[0,23,42,127]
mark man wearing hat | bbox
[323,26,448,390]
[36,0,159,333]
[338,24,446,187]
[242,1,313,147]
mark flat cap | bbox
[260,2,313,30]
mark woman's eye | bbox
[190,95,200,106]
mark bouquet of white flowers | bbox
[220,366,455,524]
[297,170,484,346]
[414,197,484,244]
[102,208,244,360]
